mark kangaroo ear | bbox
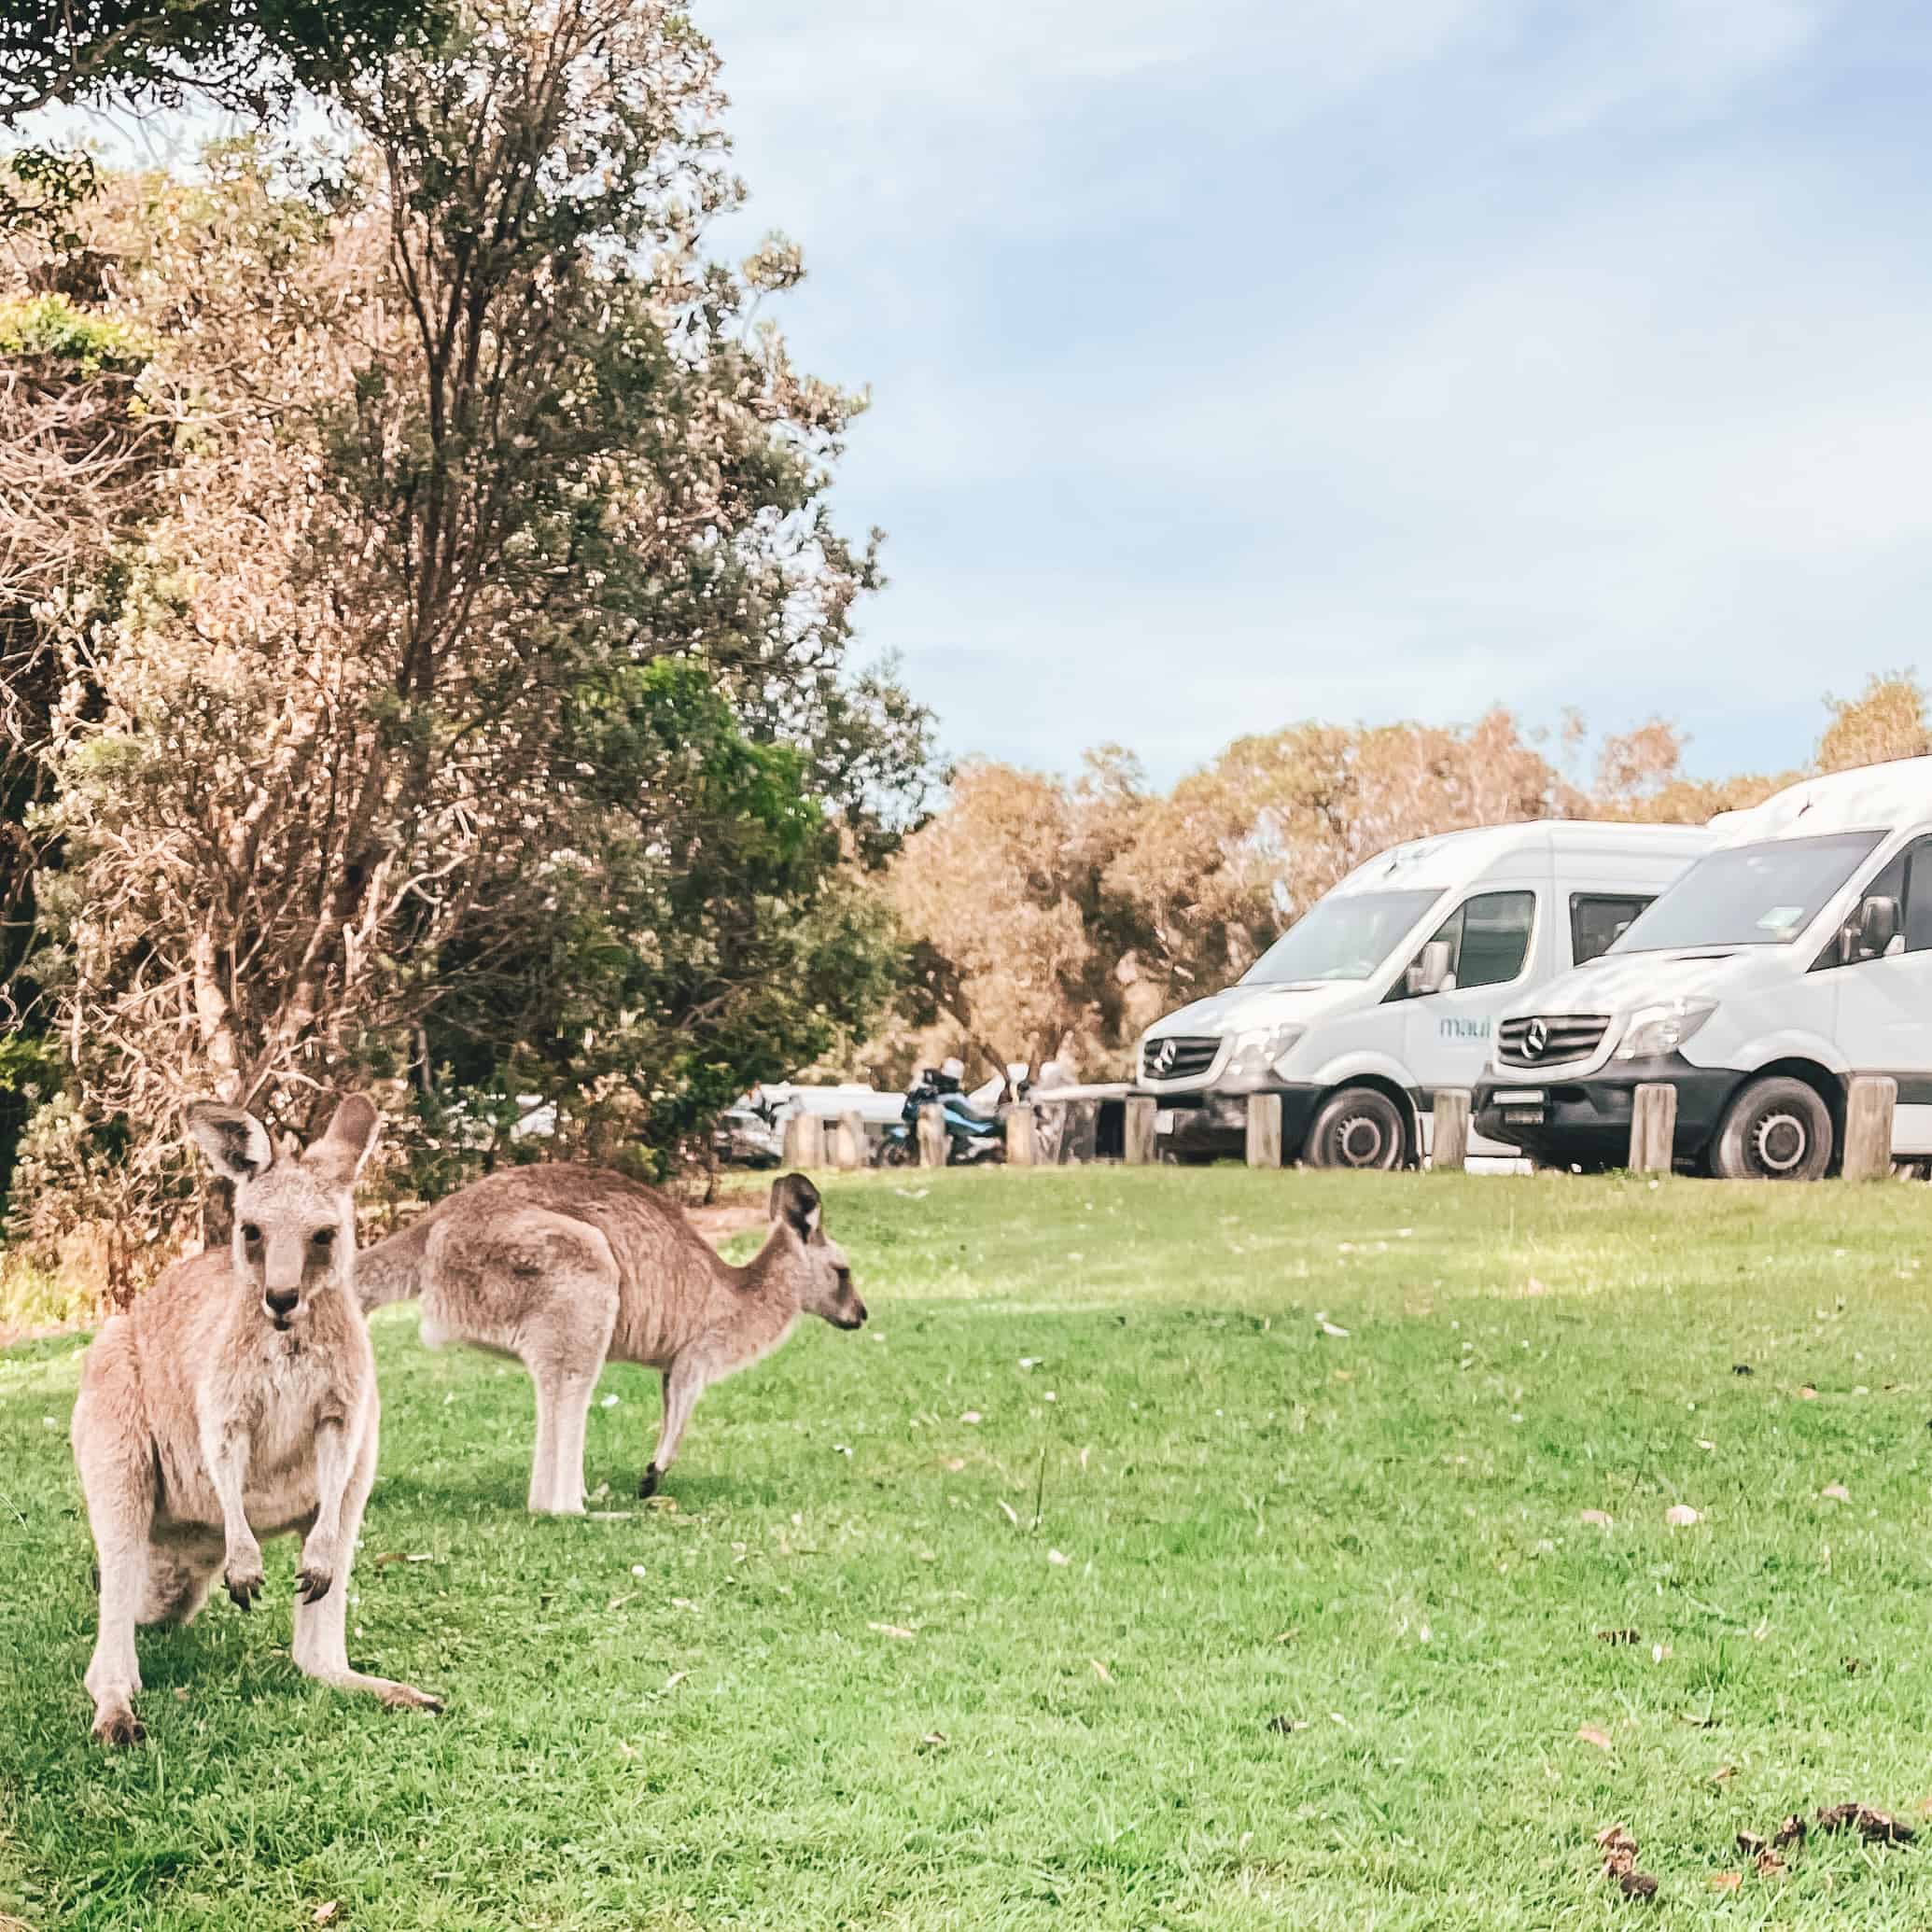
[769,1172,821,1240]
[304,1094,382,1185]
[186,1103,275,1183]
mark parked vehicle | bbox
[1136,821,1714,1167]
[710,1104,784,1169]
[876,1063,1006,1167]
[1474,757,1932,1179]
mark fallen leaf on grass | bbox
[1579,1509,1614,1528]
[1771,1815,1808,1848]
[1707,1872,1742,1893]
[1595,1823,1658,1901]
[1735,1830,1786,1876]
[997,1499,1020,1526]
[868,1622,916,1639]
[663,1672,687,1690]
[1046,1548,1070,1566]
[606,1593,634,1612]
[1314,1312,1350,1338]
[642,1495,679,1514]
[1089,1659,1114,1684]
[1596,1629,1641,1645]
[917,1731,948,1750]
[1577,1726,1615,1752]
[315,1907,340,1926]
[1799,1385,1818,1400]
[1664,1505,1701,1528]
[1821,1483,1851,1503]
[942,1458,967,1473]
[960,1411,983,1425]
[1732,1363,1753,1376]
[1815,1802,1915,1845]
[1712,1764,1737,1784]
[1267,1715,1309,1734]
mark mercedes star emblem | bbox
[1525,1018,1549,1057]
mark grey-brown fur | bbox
[70,1096,441,1745]
[358,1167,865,1513]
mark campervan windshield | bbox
[1240,888,1444,986]
[1606,830,1883,955]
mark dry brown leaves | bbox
[1596,1824,1659,1901]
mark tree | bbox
[879,753,1152,1081]
[0,0,437,237]
[1817,672,1930,774]
[3,0,930,1271]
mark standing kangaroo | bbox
[357,1168,865,1514]
[71,1096,441,1746]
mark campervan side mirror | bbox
[1849,893,1901,963]
[1405,939,1455,998]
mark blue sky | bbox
[697,0,1932,787]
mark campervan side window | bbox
[1825,836,1932,963]
[1408,889,1534,992]
[1571,893,1651,966]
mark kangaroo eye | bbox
[312,1227,336,1249]
[240,1224,261,1245]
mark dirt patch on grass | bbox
[686,1200,767,1248]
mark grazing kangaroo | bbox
[71,1096,441,1746]
[357,1168,865,1514]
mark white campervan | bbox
[1136,821,1713,1166]
[1473,756,1932,1179]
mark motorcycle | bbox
[875,1065,1006,1167]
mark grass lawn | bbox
[7,1167,1932,1928]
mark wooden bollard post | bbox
[1431,1089,1471,1171]
[782,1110,825,1170]
[1245,1093,1283,1168]
[1628,1083,1676,1173]
[1842,1074,1897,1181]
[1005,1102,1035,1168]
[1124,1096,1157,1166]
[917,1101,948,1169]
[833,1111,865,1171]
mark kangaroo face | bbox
[768,1172,866,1330]
[807,1233,867,1331]
[187,1098,381,1331]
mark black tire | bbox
[1709,1075,1833,1183]
[1303,1086,1407,1170]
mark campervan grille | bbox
[1141,1036,1220,1083]
[1496,1014,1611,1069]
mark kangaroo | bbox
[357,1168,865,1514]
[71,1096,441,1745]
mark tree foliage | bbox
[0,0,931,1281]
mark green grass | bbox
[7,1167,1932,1927]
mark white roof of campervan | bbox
[1704,756,1932,849]
[1326,819,1714,896]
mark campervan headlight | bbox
[1615,999,1716,1062]
[1224,1023,1307,1090]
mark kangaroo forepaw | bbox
[225,1560,264,1610]
[637,1464,660,1499]
[295,1564,334,1604]
[92,1705,145,1748]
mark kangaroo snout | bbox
[264,1286,300,1325]
[838,1297,868,1330]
